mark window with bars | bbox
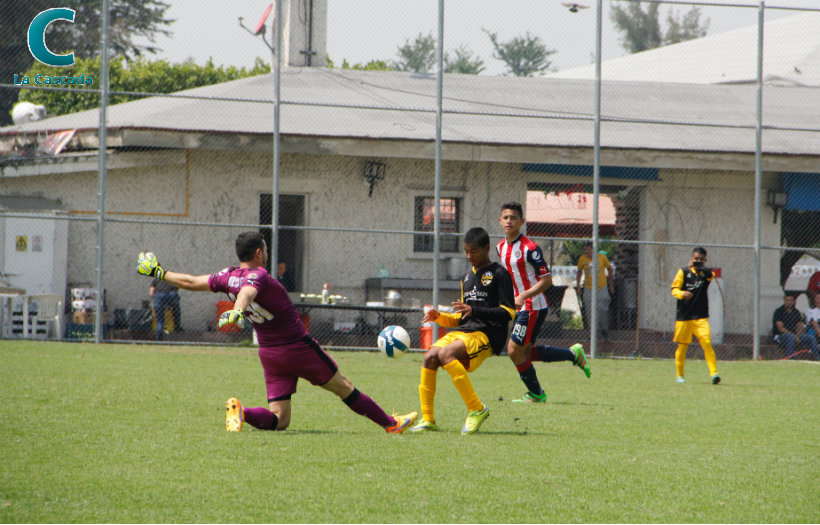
[413,196,460,253]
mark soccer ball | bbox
[377,325,411,358]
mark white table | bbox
[0,287,27,339]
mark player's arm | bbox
[515,252,552,307]
[137,252,210,291]
[604,257,615,293]
[424,307,461,328]
[163,271,211,291]
[670,268,690,300]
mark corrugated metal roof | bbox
[549,11,820,87]
[2,66,818,156]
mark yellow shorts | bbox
[674,318,712,345]
[431,331,493,371]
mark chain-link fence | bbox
[1,0,819,363]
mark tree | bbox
[392,33,437,73]
[610,1,709,53]
[484,30,556,77]
[17,57,270,117]
[0,0,172,125]
[444,45,485,75]
[391,32,484,75]
[665,7,710,45]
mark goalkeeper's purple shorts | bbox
[258,335,339,402]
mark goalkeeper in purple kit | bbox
[137,231,417,433]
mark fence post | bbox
[94,0,111,344]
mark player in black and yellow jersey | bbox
[410,227,515,434]
[670,247,720,384]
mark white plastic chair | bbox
[28,294,64,339]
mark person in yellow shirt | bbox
[575,242,615,341]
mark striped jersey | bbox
[496,233,550,311]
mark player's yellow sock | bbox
[419,367,437,423]
[675,343,688,377]
[702,341,718,376]
[442,359,483,413]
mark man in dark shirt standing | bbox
[670,247,720,384]
[150,278,182,340]
[773,294,819,360]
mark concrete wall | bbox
[638,169,782,335]
[0,148,786,334]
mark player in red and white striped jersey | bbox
[497,203,590,403]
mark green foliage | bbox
[484,29,556,77]
[392,32,437,73]
[665,7,710,45]
[391,32,483,75]
[563,239,616,266]
[17,56,271,116]
[444,45,485,75]
[327,55,392,71]
[1,342,818,523]
[560,308,583,329]
[610,1,710,53]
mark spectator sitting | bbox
[808,269,820,303]
[806,293,820,342]
[772,294,819,360]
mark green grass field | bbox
[1,341,818,523]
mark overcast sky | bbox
[145,0,819,75]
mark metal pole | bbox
[94,0,111,344]
[590,0,603,358]
[753,1,765,360]
[432,0,444,309]
[271,0,283,270]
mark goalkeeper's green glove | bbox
[218,308,245,330]
[137,252,166,280]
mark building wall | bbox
[638,169,782,335]
[0,149,786,334]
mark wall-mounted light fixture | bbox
[766,190,788,224]
[363,161,386,197]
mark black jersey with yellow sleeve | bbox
[671,266,713,321]
[437,262,515,354]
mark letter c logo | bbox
[28,8,76,67]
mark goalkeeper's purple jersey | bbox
[208,265,307,347]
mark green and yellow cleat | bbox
[386,411,418,433]
[461,405,490,435]
[225,397,244,432]
[410,419,439,432]
[571,343,591,378]
[512,391,547,403]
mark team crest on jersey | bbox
[514,249,522,258]
[481,271,493,286]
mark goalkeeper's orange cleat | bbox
[225,397,244,432]
[385,411,418,433]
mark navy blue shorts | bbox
[510,309,547,346]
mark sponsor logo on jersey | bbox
[532,250,541,261]
[481,271,493,286]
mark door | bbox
[259,194,305,292]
